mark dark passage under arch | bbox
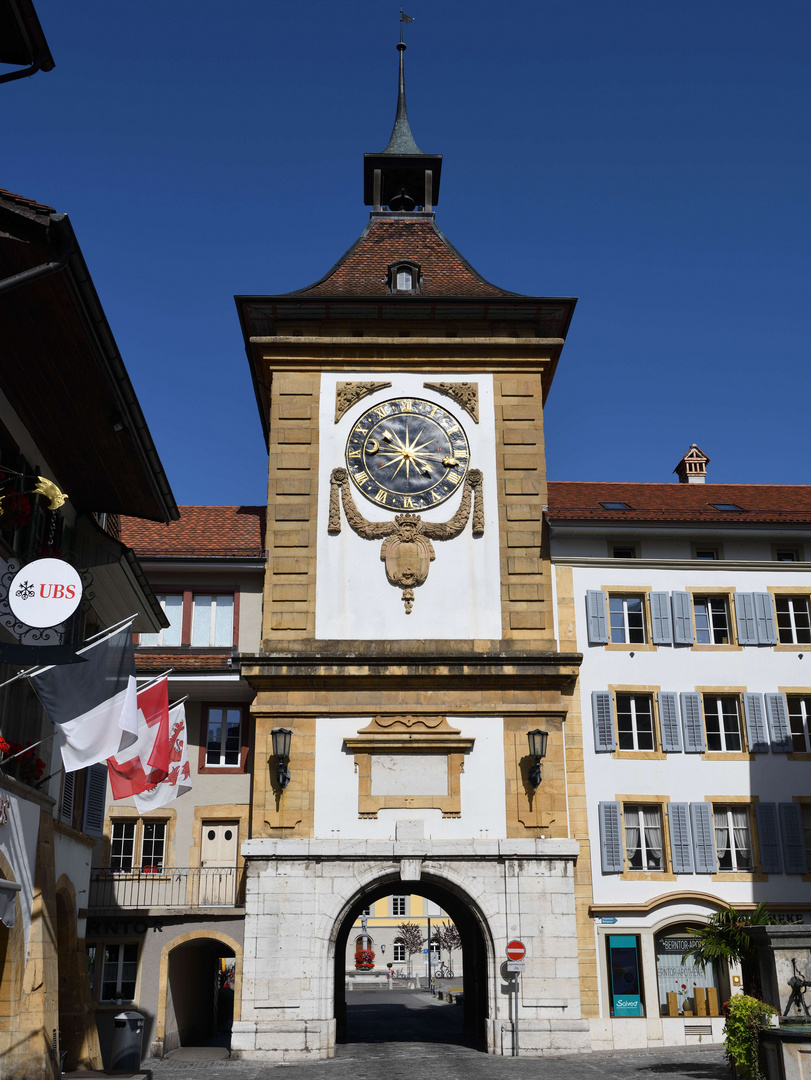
[334,875,488,1049]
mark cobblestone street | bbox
[142,991,727,1080]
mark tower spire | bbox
[363,16,443,213]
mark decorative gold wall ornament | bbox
[328,467,484,613]
[423,382,479,423]
[334,381,392,423]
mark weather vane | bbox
[400,9,414,44]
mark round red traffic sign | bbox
[506,939,525,961]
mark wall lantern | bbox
[271,728,292,789]
[381,944,386,954]
[527,729,549,789]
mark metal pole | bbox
[427,917,431,989]
[514,972,520,1056]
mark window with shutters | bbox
[694,596,730,644]
[703,695,744,753]
[802,805,811,869]
[713,805,753,872]
[608,596,646,644]
[787,696,811,753]
[616,694,656,751]
[624,804,665,871]
[776,597,811,645]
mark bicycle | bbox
[434,965,453,979]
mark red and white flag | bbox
[133,701,191,813]
[107,678,170,800]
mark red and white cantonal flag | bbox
[133,701,191,813]
[107,677,170,801]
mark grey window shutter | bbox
[680,692,706,753]
[690,802,717,873]
[592,691,617,752]
[82,763,108,838]
[650,592,673,645]
[671,592,694,645]
[780,803,808,874]
[766,693,792,752]
[658,692,683,752]
[599,801,624,873]
[735,593,758,645]
[754,593,778,645]
[586,590,609,645]
[667,803,694,873]
[755,803,783,874]
[743,693,770,753]
[59,771,75,826]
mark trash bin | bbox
[110,1011,144,1071]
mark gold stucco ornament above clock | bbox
[344,397,470,511]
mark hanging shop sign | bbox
[8,558,83,628]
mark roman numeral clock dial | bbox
[344,398,470,510]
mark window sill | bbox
[774,644,810,651]
[614,750,667,760]
[605,643,656,652]
[198,766,248,775]
[701,752,755,762]
[711,872,767,882]
[620,871,677,881]
[787,752,811,761]
[691,644,742,652]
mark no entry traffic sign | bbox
[506,939,526,961]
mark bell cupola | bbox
[363,19,442,212]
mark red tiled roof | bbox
[288,217,518,298]
[120,506,265,557]
[135,651,232,673]
[546,482,811,525]
[0,187,56,224]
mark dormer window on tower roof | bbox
[389,261,421,294]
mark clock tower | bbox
[233,32,589,1061]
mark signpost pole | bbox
[514,971,519,1056]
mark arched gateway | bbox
[232,29,589,1065]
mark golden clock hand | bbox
[442,456,459,468]
[367,438,380,453]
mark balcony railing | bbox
[89,866,243,909]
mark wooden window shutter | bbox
[765,693,792,752]
[754,803,782,874]
[667,803,694,873]
[680,692,706,753]
[586,590,609,645]
[650,592,673,645]
[754,593,778,645]
[59,771,75,826]
[743,693,770,753]
[658,692,683,753]
[592,691,617,752]
[779,803,808,874]
[734,592,758,645]
[690,802,717,873]
[671,592,694,645]
[82,763,108,838]
[598,801,623,873]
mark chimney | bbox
[674,444,710,484]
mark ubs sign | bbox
[8,558,82,627]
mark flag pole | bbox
[136,669,173,692]
[0,731,56,768]
[169,696,189,711]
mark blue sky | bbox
[3,2,809,505]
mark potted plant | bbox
[354,948,375,969]
[723,994,777,1080]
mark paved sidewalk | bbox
[134,990,727,1080]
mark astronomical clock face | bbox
[345,397,470,511]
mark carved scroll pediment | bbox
[345,715,475,755]
[423,382,479,423]
[335,381,392,423]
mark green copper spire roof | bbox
[381,40,423,156]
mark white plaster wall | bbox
[315,373,501,640]
[0,787,39,956]
[567,562,811,908]
[312,716,507,839]
[54,829,93,938]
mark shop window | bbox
[606,935,644,1016]
[655,926,721,1016]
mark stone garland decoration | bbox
[328,467,484,613]
[422,382,479,424]
[334,381,392,423]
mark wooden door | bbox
[199,822,238,904]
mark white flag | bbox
[133,702,191,813]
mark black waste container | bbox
[110,1010,144,1071]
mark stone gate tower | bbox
[233,34,588,1061]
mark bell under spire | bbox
[363,28,442,213]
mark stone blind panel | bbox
[494,376,551,642]
[264,373,320,640]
